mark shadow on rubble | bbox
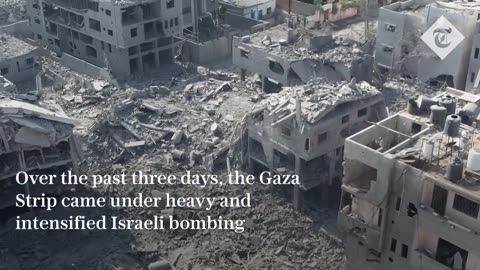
[0,183,143,270]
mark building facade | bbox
[338,88,480,270]
[245,80,387,208]
[233,24,373,92]
[375,0,480,90]
[0,34,41,83]
[26,0,185,78]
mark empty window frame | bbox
[384,23,396,32]
[86,46,97,58]
[475,48,479,59]
[401,244,408,258]
[318,132,327,143]
[342,114,349,123]
[453,194,480,218]
[280,125,291,137]
[0,67,8,75]
[383,45,393,52]
[240,48,249,58]
[89,18,101,31]
[357,108,368,117]
[390,238,397,252]
[130,28,137,37]
[105,9,111,16]
[167,0,174,8]
[25,58,34,65]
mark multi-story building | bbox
[244,79,387,209]
[26,0,186,78]
[466,20,480,93]
[375,0,480,90]
[233,24,373,92]
[0,34,41,83]
[0,99,78,211]
[338,88,480,270]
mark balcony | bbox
[414,249,453,270]
[418,205,480,255]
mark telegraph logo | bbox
[421,16,464,60]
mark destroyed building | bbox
[233,24,373,92]
[375,0,480,90]
[220,0,276,20]
[26,0,217,78]
[338,88,480,270]
[0,99,78,211]
[0,34,41,83]
[244,79,387,209]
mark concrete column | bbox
[240,69,246,81]
[154,52,160,68]
[35,71,42,94]
[191,0,200,37]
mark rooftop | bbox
[0,99,77,125]
[240,24,365,63]
[349,88,480,199]
[261,79,382,124]
[220,0,273,7]
[0,34,37,61]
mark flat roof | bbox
[0,34,37,62]
[261,80,382,124]
[349,90,480,199]
[241,24,365,63]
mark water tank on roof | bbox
[439,95,456,115]
[429,105,447,128]
[459,103,480,126]
[447,156,464,182]
[444,114,461,137]
[422,140,434,161]
[467,148,480,171]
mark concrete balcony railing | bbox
[418,205,480,255]
[413,249,453,270]
[338,207,382,250]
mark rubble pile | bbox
[382,78,440,113]
[0,32,357,268]
[243,25,366,64]
[262,79,381,123]
[0,0,26,24]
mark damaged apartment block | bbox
[376,0,480,91]
[338,88,480,270]
[244,79,387,209]
[0,34,41,84]
[0,99,79,220]
[233,24,373,93]
[26,0,185,78]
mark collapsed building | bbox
[375,0,480,91]
[0,34,41,83]
[338,88,480,270]
[25,0,218,78]
[0,99,78,213]
[233,24,373,92]
[243,79,387,209]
